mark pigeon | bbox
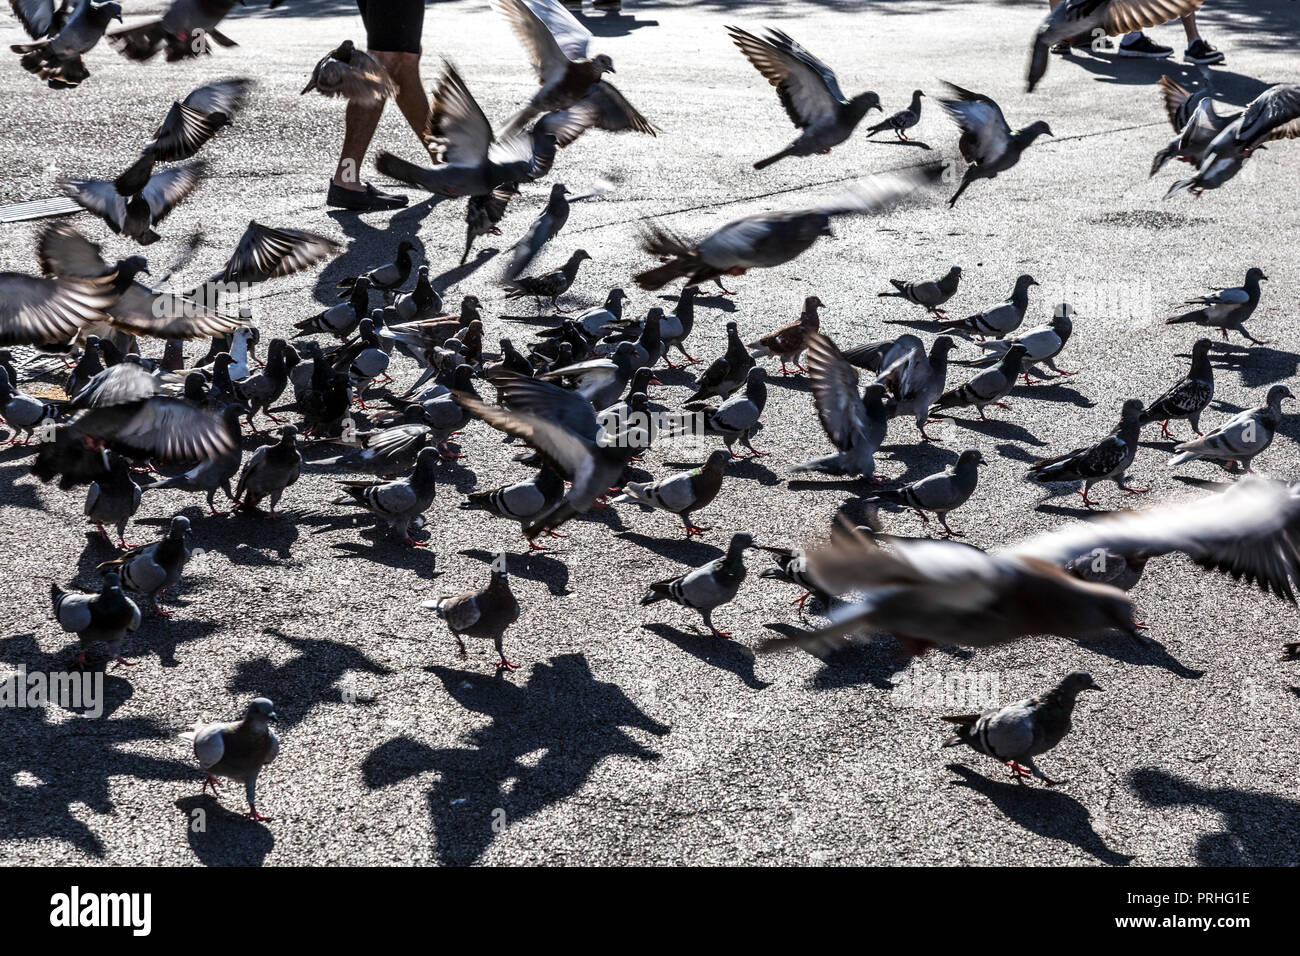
[1029,398,1147,507]
[143,403,243,514]
[393,267,442,323]
[506,183,571,280]
[876,335,957,441]
[748,296,823,376]
[687,322,755,403]
[108,0,240,63]
[1163,85,1300,198]
[613,448,730,537]
[491,0,617,137]
[332,446,439,546]
[0,257,116,351]
[302,39,396,101]
[1169,384,1292,473]
[180,698,279,822]
[635,168,932,292]
[62,161,205,246]
[939,82,1052,206]
[0,365,57,444]
[1139,338,1214,439]
[338,243,414,298]
[51,571,140,669]
[549,287,628,339]
[1150,76,1236,177]
[941,274,1038,339]
[316,414,435,478]
[83,452,141,547]
[296,277,371,337]
[192,221,339,303]
[1166,268,1268,344]
[538,341,638,410]
[868,449,987,537]
[234,339,298,428]
[877,265,961,316]
[866,89,925,141]
[10,0,121,89]
[534,81,658,148]
[462,184,518,264]
[657,285,700,365]
[965,304,1075,383]
[1026,0,1203,93]
[727,25,881,169]
[331,318,390,404]
[755,544,830,612]
[455,372,644,537]
[792,331,888,478]
[459,466,567,550]
[942,672,1102,785]
[930,344,1028,420]
[96,514,192,615]
[8,0,74,39]
[640,532,753,637]
[504,249,591,312]
[65,335,105,397]
[422,566,521,670]
[1063,548,1149,594]
[233,425,301,516]
[374,62,555,198]
[704,366,768,458]
[114,78,253,195]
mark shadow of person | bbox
[1129,767,1300,865]
[947,764,1135,865]
[361,653,669,864]
[642,622,770,690]
[175,795,276,866]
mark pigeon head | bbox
[728,532,755,553]
[848,91,883,117]
[1016,274,1039,289]
[912,89,926,99]
[551,183,570,197]
[246,698,277,721]
[1119,398,1145,422]
[168,515,192,538]
[609,287,628,302]
[118,255,150,281]
[183,372,207,400]
[1266,385,1294,407]
[101,571,123,592]
[279,425,299,443]
[334,39,356,61]
[932,335,957,356]
[1191,338,1214,359]
[397,241,415,255]
[746,366,767,384]
[91,1,123,22]
[571,249,592,263]
[804,295,826,314]
[956,449,987,468]
[704,449,732,471]
[592,54,616,75]
[1245,267,1268,283]
[1059,671,1103,696]
[1005,343,1029,360]
[1017,121,1053,143]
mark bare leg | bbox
[376,51,432,142]
[1181,13,1199,43]
[333,97,385,193]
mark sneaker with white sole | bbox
[1118,34,1173,58]
[1184,38,1226,65]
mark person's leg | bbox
[333,98,384,191]
[372,51,431,145]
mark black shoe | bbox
[327,181,409,212]
[1184,38,1225,65]
[1118,33,1173,58]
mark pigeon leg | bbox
[938,515,964,538]
[1159,420,1172,439]
[245,806,272,822]
[790,590,812,612]
[677,348,701,364]
[94,521,112,544]
[545,530,568,539]
[495,654,518,671]
[152,590,172,617]
[682,522,710,537]
[779,360,794,376]
[740,431,767,457]
[977,406,989,421]
[203,774,221,794]
[405,534,429,547]
[713,277,737,296]
[1119,480,1150,495]
[112,657,136,668]
[1078,484,1097,508]
[456,636,468,660]
[991,401,1012,409]
[919,422,941,442]
[1023,758,1062,787]
[527,538,549,552]
[1051,368,1078,377]
[1006,761,1034,780]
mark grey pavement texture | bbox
[2,0,1300,866]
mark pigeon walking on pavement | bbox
[233,425,302,517]
[1029,398,1148,507]
[51,571,140,669]
[504,249,591,313]
[332,446,440,546]
[686,322,754,403]
[940,274,1038,339]
[1139,338,1214,438]
[867,449,987,537]
[748,296,823,376]
[866,89,925,141]
[180,698,280,822]
[422,565,521,670]
[877,265,961,316]
[84,453,141,547]
[1168,384,1292,473]
[639,532,753,637]
[1166,268,1268,344]
[964,304,1074,383]
[930,344,1028,421]
[459,466,567,550]
[703,366,768,458]
[612,448,730,537]
[96,514,193,615]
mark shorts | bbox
[357,0,424,54]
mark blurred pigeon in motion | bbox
[878,265,960,316]
[727,25,881,169]
[302,39,396,101]
[943,672,1102,785]
[0,247,116,350]
[180,698,280,822]
[867,448,986,537]
[640,532,753,637]
[535,81,658,148]
[332,446,439,546]
[1166,268,1267,344]
[315,411,435,478]
[51,571,140,669]
[792,331,888,478]
[233,424,301,517]
[1139,338,1214,438]
[964,304,1074,383]
[462,184,518,264]
[687,321,754,403]
[0,365,58,443]
[1169,384,1292,473]
[876,335,957,441]
[62,161,205,245]
[538,340,638,409]
[755,543,830,613]
[188,221,339,312]
[459,465,566,550]
[10,0,121,88]
[504,249,591,312]
[930,343,1028,420]
[422,565,521,670]
[506,183,571,280]
[143,403,243,513]
[109,0,240,63]
[1165,85,1300,197]
[939,83,1052,206]
[635,168,933,292]
[1026,0,1203,93]
[613,449,730,537]
[115,78,252,195]
[1029,398,1147,507]
[704,366,767,458]
[748,296,822,376]
[97,514,192,615]
[1150,75,1235,177]
[84,452,140,547]
[867,89,925,141]
[940,274,1038,339]
[1063,548,1150,594]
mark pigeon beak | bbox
[1085,682,1102,693]
[267,711,278,721]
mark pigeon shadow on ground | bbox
[761,623,907,692]
[1074,632,1206,681]
[615,529,723,565]
[1129,767,1300,865]
[642,622,770,690]
[946,764,1135,866]
[869,137,933,151]
[217,513,301,564]
[995,442,1042,465]
[1208,344,1300,388]
[228,630,392,730]
[0,463,46,511]
[878,315,948,333]
[432,249,496,294]
[1020,381,1094,408]
[936,413,1047,447]
[362,654,669,865]
[174,794,276,866]
[461,547,571,596]
[0,632,137,718]
[328,538,440,579]
[0,702,191,857]
[763,372,812,393]
[581,10,661,39]
[683,294,737,314]
[312,199,441,307]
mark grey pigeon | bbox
[393,266,442,322]
[612,448,730,537]
[965,304,1074,383]
[876,335,957,441]
[108,0,241,62]
[1029,398,1147,507]
[504,249,591,313]
[422,566,521,670]
[143,404,242,514]
[866,89,925,141]
[534,81,658,148]
[1063,548,1149,595]
[538,340,637,410]
[180,698,279,822]
[704,366,768,458]
[754,544,830,613]
[877,264,960,315]
[11,0,121,89]
[302,39,396,101]
[189,221,339,309]
[332,446,439,546]
[0,257,117,350]
[338,243,413,298]
[0,365,57,443]
[930,343,1028,420]
[296,277,371,337]
[1150,75,1236,177]
[639,532,753,637]
[97,514,192,614]
[316,415,435,479]
[939,82,1052,206]
[506,183,571,280]
[1138,338,1214,438]
[51,571,140,669]
[792,331,888,478]
[1167,268,1268,344]
[866,448,986,537]
[941,274,1037,339]
[658,285,700,366]
[1169,384,1292,473]
[727,25,881,169]
[462,184,518,264]
[1164,85,1300,197]
[942,672,1102,785]
[459,466,567,550]
[62,161,205,245]
[233,425,301,516]
[84,452,141,547]
[686,321,753,402]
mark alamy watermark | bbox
[889,662,1000,711]
[1,666,103,718]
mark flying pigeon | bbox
[1150,75,1236,177]
[877,265,960,316]
[143,403,243,514]
[867,449,987,537]
[62,161,205,246]
[939,82,1052,207]
[1029,398,1147,507]
[866,89,926,141]
[1138,338,1214,438]
[940,274,1038,339]
[422,566,521,670]
[462,184,518,264]
[506,184,572,281]
[612,449,730,537]
[332,446,439,546]
[640,532,753,637]
[534,81,658,148]
[1166,268,1268,344]
[10,0,121,88]
[875,335,957,441]
[1164,85,1300,197]
[727,25,881,169]
[180,698,280,822]
[1169,384,1292,473]
[187,221,339,312]
[792,331,888,478]
[302,39,396,101]
[51,571,140,669]
[108,0,240,63]
[942,671,1102,785]
[748,296,822,376]
[0,258,117,350]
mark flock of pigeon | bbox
[2,0,1300,825]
